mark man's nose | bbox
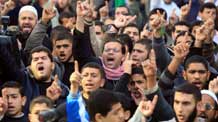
[194,72,200,78]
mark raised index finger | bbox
[52,74,61,88]
[149,49,156,63]
[152,95,158,106]
[74,60,79,72]
[188,0,192,7]
[125,52,130,61]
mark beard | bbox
[17,31,30,48]
[187,108,197,122]
[175,107,197,122]
[36,75,50,82]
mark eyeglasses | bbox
[103,48,121,53]
[198,103,215,111]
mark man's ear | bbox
[127,83,131,91]
[183,70,187,80]
[51,62,55,71]
[100,79,105,87]
[198,11,203,19]
[95,113,103,122]
[215,110,218,118]
[121,55,125,62]
[22,96,27,106]
[206,71,210,81]
[124,110,131,120]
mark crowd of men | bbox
[0,0,218,122]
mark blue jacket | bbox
[66,92,89,122]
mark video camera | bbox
[0,16,22,80]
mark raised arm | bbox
[151,10,171,73]
[24,3,56,52]
[114,53,133,93]
[73,0,96,61]
[142,49,175,121]
[67,60,89,122]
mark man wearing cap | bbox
[197,90,218,122]
[18,5,56,65]
[17,5,38,51]
[18,5,38,36]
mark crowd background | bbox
[0,0,218,122]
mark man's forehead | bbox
[132,73,144,78]
[82,67,100,73]
[31,103,50,113]
[203,8,217,12]
[175,92,195,100]
[2,87,20,95]
[175,25,189,30]
[149,13,164,19]
[134,43,146,49]
[19,11,37,18]
[32,51,49,57]
[55,39,72,44]
[124,26,139,32]
[186,63,207,70]
[104,41,122,47]
[202,94,216,104]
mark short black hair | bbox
[103,35,126,55]
[29,96,53,113]
[149,8,167,20]
[50,25,70,42]
[190,20,203,32]
[95,20,104,27]
[87,89,120,121]
[174,31,195,46]
[172,21,190,32]
[175,82,201,102]
[114,92,131,111]
[82,62,105,79]
[120,23,139,35]
[95,20,104,32]
[199,2,217,13]
[58,11,76,24]
[132,66,144,76]
[1,81,24,96]
[184,55,209,71]
[134,38,152,54]
[54,31,73,43]
[29,46,53,65]
[117,34,133,53]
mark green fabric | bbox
[115,0,126,8]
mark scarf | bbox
[100,57,124,80]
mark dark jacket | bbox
[0,43,68,115]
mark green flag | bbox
[115,0,126,8]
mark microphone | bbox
[39,102,66,122]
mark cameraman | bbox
[0,5,68,114]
